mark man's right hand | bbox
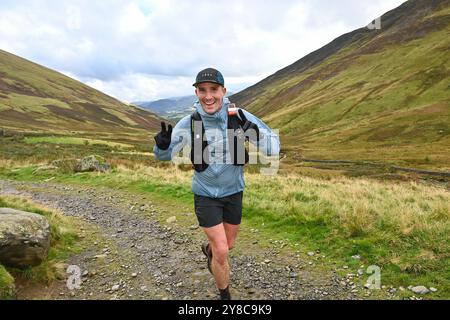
[154,122,173,150]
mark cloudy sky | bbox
[0,0,405,103]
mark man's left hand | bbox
[238,109,260,143]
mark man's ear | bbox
[223,87,227,94]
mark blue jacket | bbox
[153,98,280,198]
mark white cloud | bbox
[66,5,82,30]
[84,73,192,103]
[118,2,150,35]
[0,0,406,102]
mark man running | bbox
[153,68,280,300]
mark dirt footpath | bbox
[0,179,357,300]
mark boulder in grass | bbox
[75,155,110,173]
[51,155,110,173]
[0,208,50,269]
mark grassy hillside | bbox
[0,49,162,144]
[231,0,450,170]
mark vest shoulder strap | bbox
[191,110,204,136]
[191,110,202,122]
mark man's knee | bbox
[212,243,229,265]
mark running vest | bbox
[190,109,250,172]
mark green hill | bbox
[0,49,161,143]
[231,0,450,170]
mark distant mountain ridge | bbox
[134,95,196,113]
[133,95,197,121]
[133,92,233,121]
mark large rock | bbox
[51,155,110,173]
[0,208,50,269]
[75,155,110,173]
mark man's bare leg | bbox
[202,223,230,290]
[223,222,240,250]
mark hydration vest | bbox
[190,108,249,172]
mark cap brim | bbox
[193,80,223,87]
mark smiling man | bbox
[153,68,280,300]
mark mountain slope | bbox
[230,0,450,169]
[133,95,197,122]
[134,95,197,113]
[0,49,161,139]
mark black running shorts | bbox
[194,191,243,228]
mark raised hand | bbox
[238,109,260,143]
[154,121,173,150]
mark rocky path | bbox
[0,179,358,300]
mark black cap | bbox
[193,68,225,87]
